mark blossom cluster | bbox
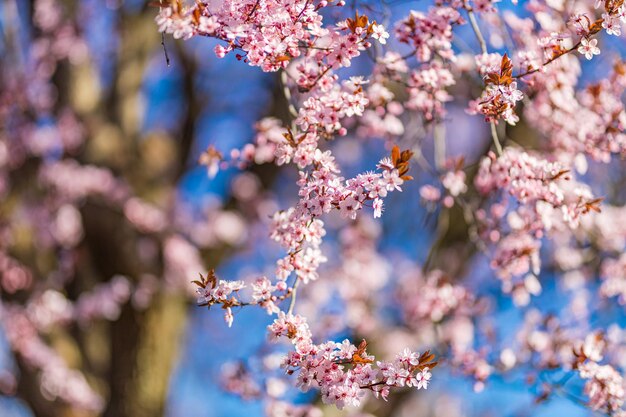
[474,148,600,290]
[194,142,414,330]
[395,7,461,62]
[194,270,289,326]
[395,6,461,121]
[269,312,436,408]
[579,361,625,413]
[574,334,626,414]
[407,62,456,121]
[468,54,524,125]
[156,0,387,73]
[525,60,626,164]
[270,145,412,294]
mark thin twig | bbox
[514,40,582,79]
[360,381,386,389]
[434,122,446,170]
[490,121,503,156]
[464,1,503,156]
[161,33,171,67]
[287,277,300,314]
[423,208,450,273]
[465,3,488,55]
[281,70,299,118]
[246,0,261,21]
[295,0,310,22]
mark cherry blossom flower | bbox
[578,38,600,60]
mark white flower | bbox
[416,367,432,389]
[578,38,600,60]
[371,23,390,44]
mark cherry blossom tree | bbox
[3,0,626,416]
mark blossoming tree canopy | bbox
[3,0,626,415]
[150,0,626,414]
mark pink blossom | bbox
[578,38,600,60]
